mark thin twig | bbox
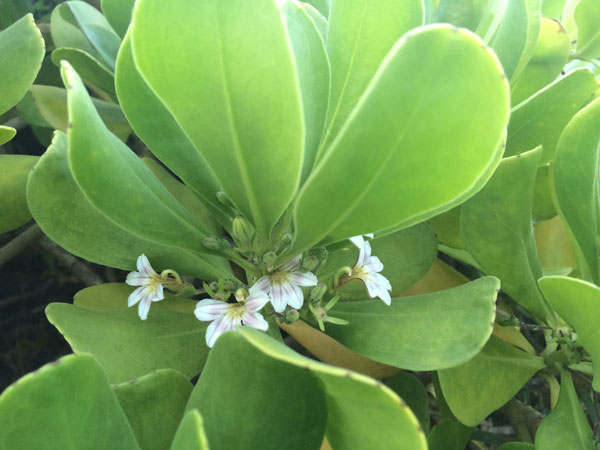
[0,224,44,268]
[37,236,103,286]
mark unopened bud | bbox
[216,191,235,208]
[314,247,328,263]
[263,251,277,266]
[202,237,232,251]
[279,233,293,249]
[232,216,254,251]
[285,309,300,324]
[302,255,319,272]
[209,281,219,292]
[223,279,237,291]
[309,284,327,303]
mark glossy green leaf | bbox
[0,154,37,234]
[318,223,438,298]
[506,69,599,163]
[438,337,545,426]
[0,0,33,28]
[541,0,567,18]
[114,33,225,217]
[533,165,557,220]
[385,372,430,433]
[535,369,594,450]
[302,0,329,17]
[0,354,140,450]
[489,0,541,82]
[132,0,304,240]
[535,216,577,276]
[293,25,509,253]
[46,301,209,384]
[27,132,231,279]
[0,14,44,115]
[573,0,600,59]
[461,148,554,322]
[301,2,328,40]
[281,1,329,184]
[188,327,428,450]
[552,98,600,284]
[539,276,600,390]
[30,85,130,140]
[115,369,193,450]
[498,443,535,450]
[326,277,499,370]
[170,410,210,450]
[0,126,16,145]
[51,1,120,71]
[428,419,463,450]
[62,63,219,257]
[101,0,135,38]
[434,0,502,35]
[51,47,116,98]
[511,18,571,104]
[318,0,424,153]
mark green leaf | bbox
[131,0,304,240]
[114,32,225,217]
[0,126,16,145]
[293,25,509,253]
[506,69,599,163]
[535,369,594,450]
[51,47,116,98]
[30,85,130,140]
[318,0,424,153]
[533,165,557,220]
[114,369,193,450]
[46,301,209,384]
[281,1,330,184]
[27,132,230,279]
[489,0,541,82]
[433,0,500,34]
[188,327,428,450]
[0,14,45,115]
[0,354,140,450]
[541,0,567,18]
[538,276,600,391]
[318,223,438,298]
[385,372,430,433]
[302,0,329,17]
[101,0,135,38]
[301,2,328,40]
[573,0,600,59]
[170,410,210,450]
[0,0,33,28]
[61,62,220,257]
[461,148,554,322]
[498,443,535,450]
[535,217,577,276]
[438,337,545,426]
[428,419,464,450]
[0,154,37,234]
[511,18,572,105]
[552,97,600,284]
[325,277,500,370]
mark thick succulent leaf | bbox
[318,0,424,153]
[489,0,541,82]
[461,148,554,322]
[552,97,600,284]
[281,1,330,184]
[131,0,304,240]
[301,2,328,40]
[187,328,428,450]
[46,301,209,384]
[293,25,510,253]
[51,47,116,98]
[541,0,567,18]
[433,0,505,36]
[114,32,225,218]
[114,369,193,450]
[51,1,120,70]
[385,372,430,433]
[0,14,44,115]
[27,132,231,279]
[0,155,37,234]
[170,410,210,450]
[538,276,600,390]
[30,85,129,140]
[533,165,557,220]
[0,354,140,450]
[535,216,577,276]
[302,0,329,17]
[325,277,500,370]
[438,337,545,426]
[0,126,16,145]
[101,0,135,38]
[535,369,595,450]
[573,0,600,59]
[506,69,599,163]
[62,63,217,256]
[428,419,467,450]
[0,0,33,28]
[317,223,438,298]
[511,18,571,104]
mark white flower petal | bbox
[205,315,235,348]
[378,289,391,305]
[270,283,287,313]
[349,235,365,248]
[245,291,270,312]
[125,271,148,286]
[252,276,271,294]
[289,271,317,287]
[194,299,229,321]
[365,233,374,239]
[138,297,152,320]
[242,311,269,331]
[127,286,145,307]
[284,282,304,309]
[364,256,384,273]
[150,283,165,302]
[136,254,156,277]
[281,255,301,272]
[372,272,392,291]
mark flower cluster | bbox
[125,232,392,347]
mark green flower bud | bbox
[302,255,319,272]
[232,216,254,251]
[216,191,235,208]
[202,237,232,251]
[263,251,277,266]
[223,279,237,291]
[284,309,300,324]
[309,284,327,303]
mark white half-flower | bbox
[350,240,392,305]
[194,289,270,348]
[253,256,318,313]
[349,233,374,248]
[125,254,165,320]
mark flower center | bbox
[225,303,248,320]
[350,266,368,280]
[269,269,290,285]
[147,275,163,292]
